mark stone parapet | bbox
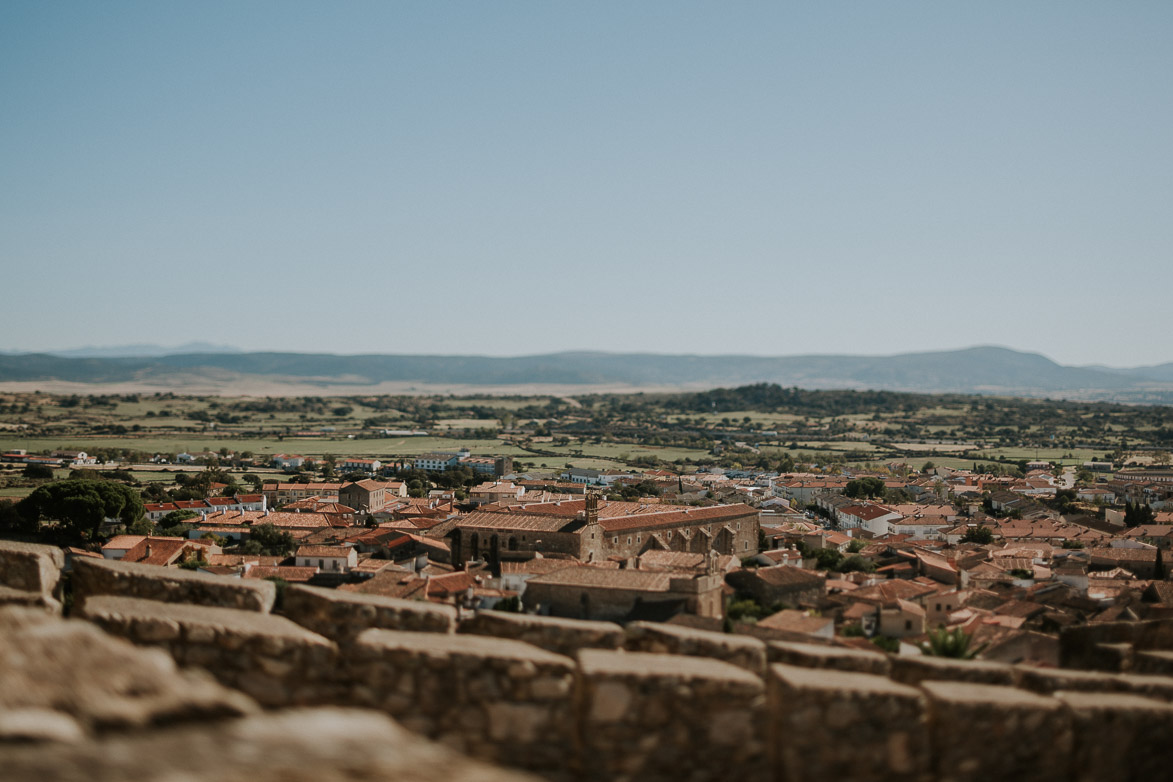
[0,606,255,742]
[1060,618,1173,670]
[575,649,767,782]
[767,640,891,676]
[769,663,929,782]
[72,557,276,613]
[1015,664,1173,701]
[921,681,1072,782]
[77,595,337,707]
[0,708,542,782]
[0,584,60,612]
[281,584,456,641]
[0,540,64,611]
[1132,649,1173,676]
[347,628,577,779]
[1054,691,1173,782]
[889,654,1017,687]
[623,620,767,675]
[458,609,624,657]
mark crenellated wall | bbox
[11,554,1173,782]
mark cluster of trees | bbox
[3,479,144,542]
[1124,501,1156,528]
[844,477,885,500]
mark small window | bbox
[613,537,618,544]
[627,537,632,545]
[936,604,942,611]
[744,541,749,550]
[905,620,912,631]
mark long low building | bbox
[523,562,724,622]
[439,495,760,566]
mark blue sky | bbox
[2,2,1171,366]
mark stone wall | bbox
[623,620,766,675]
[0,605,255,741]
[3,704,540,782]
[281,583,456,641]
[1060,618,1173,671]
[576,649,767,782]
[769,664,929,782]
[10,550,1173,782]
[346,629,578,780]
[767,640,891,676]
[76,595,339,707]
[458,609,624,657]
[0,540,64,612]
[72,557,275,613]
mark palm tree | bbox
[921,627,986,659]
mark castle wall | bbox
[12,554,1173,782]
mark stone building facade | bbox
[443,495,760,567]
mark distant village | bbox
[7,441,1173,667]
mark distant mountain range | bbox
[37,342,243,358]
[1,346,1172,403]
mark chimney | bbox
[144,544,152,559]
[585,492,600,526]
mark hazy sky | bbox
[2,2,1171,366]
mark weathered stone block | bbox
[576,648,766,782]
[1015,664,1173,701]
[0,708,542,782]
[77,595,337,707]
[0,540,64,596]
[282,583,456,641]
[767,640,891,676]
[624,621,767,675]
[459,609,624,657]
[769,663,929,782]
[72,557,275,612]
[348,629,576,778]
[889,654,1016,687]
[0,606,256,739]
[1054,691,1173,782]
[1132,649,1173,676]
[0,583,61,613]
[1061,618,1173,669]
[921,681,1072,782]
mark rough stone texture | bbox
[0,606,256,740]
[576,648,767,782]
[459,609,624,657]
[1115,671,1173,701]
[889,654,1017,687]
[0,708,541,782]
[77,595,338,707]
[1054,691,1173,782]
[921,681,1072,782]
[767,640,892,676]
[1060,618,1173,670]
[348,628,577,779]
[0,540,64,611]
[769,663,929,782]
[1132,649,1173,676]
[0,539,64,593]
[72,556,275,613]
[1015,664,1173,701]
[624,620,767,675]
[282,583,456,641]
[0,583,60,612]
